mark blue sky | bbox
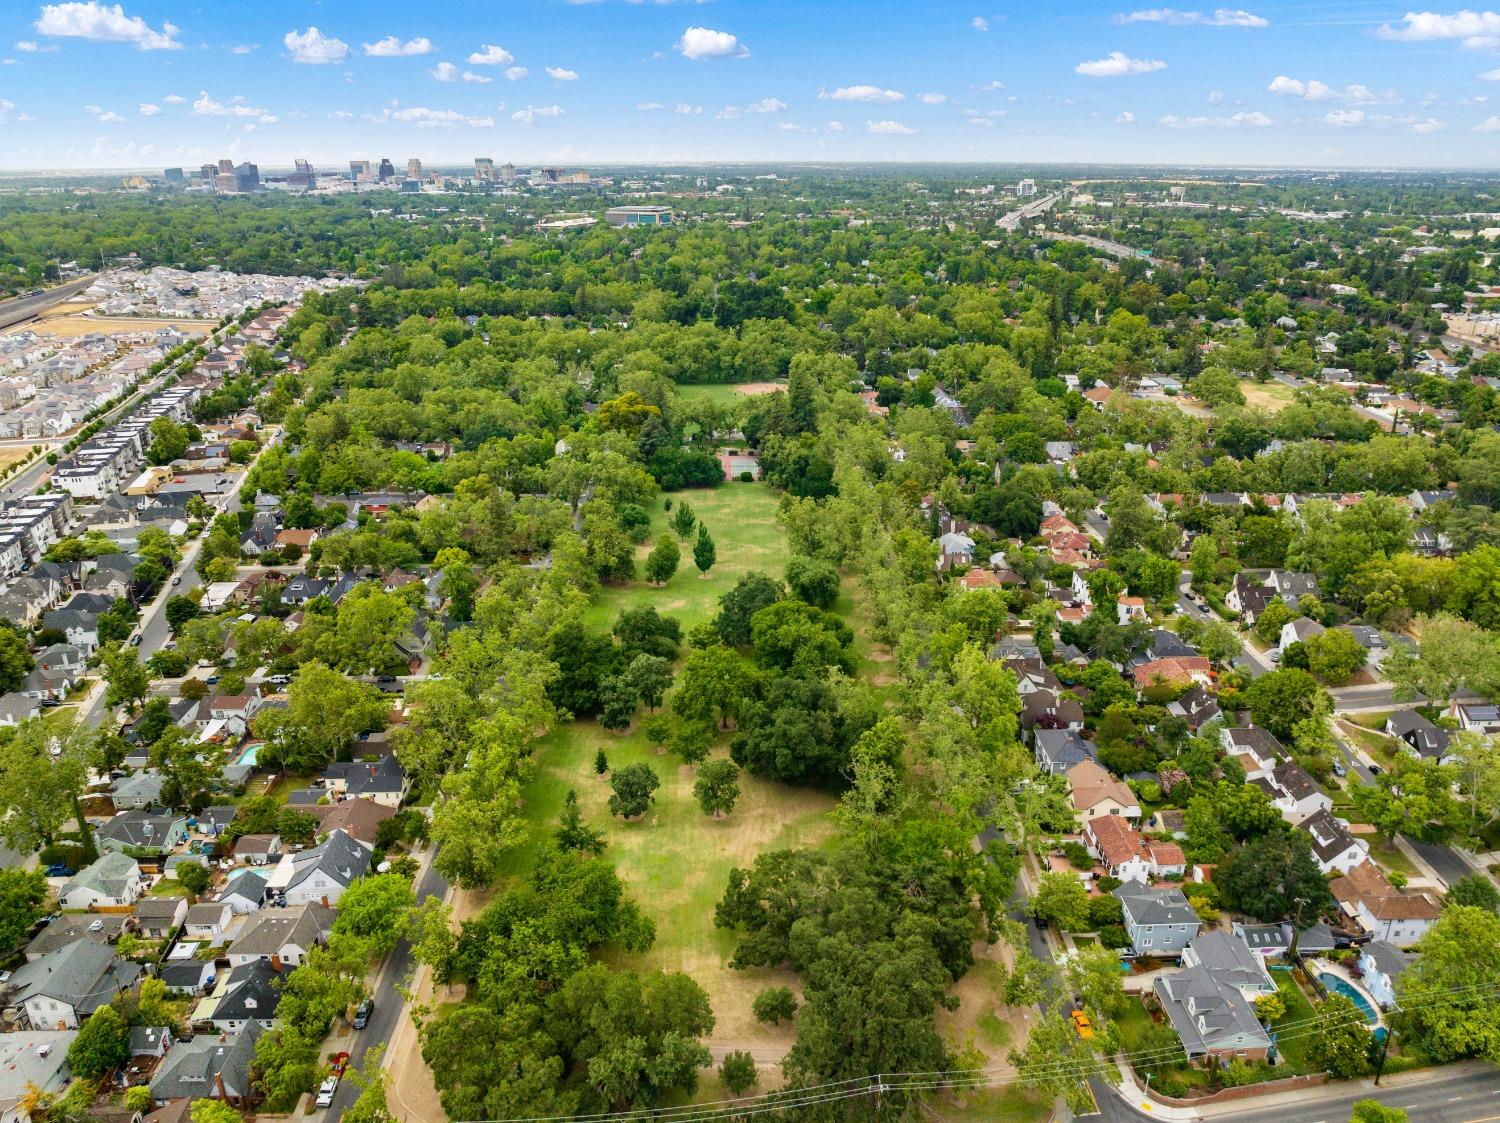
[9,1,1500,169]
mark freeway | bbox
[998,191,1065,232]
[0,273,100,331]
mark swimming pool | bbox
[235,744,260,767]
[1317,972,1378,1024]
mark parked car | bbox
[129,634,142,646]
[1332,759,1347,777]
[353,998,373,1029]
[315,1077,338,1108]
[1070,1010,1095,1039]
[329,1052,349,1076]
[171,575,181,586]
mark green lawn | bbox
[584,483,791,635]
[677,382,785,407]
[1268,973,1319,1073]
[1368,836,1420,878]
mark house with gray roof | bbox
[1358,939,1411,1009]
[24,913,128,961]
[97,810,187,854]
[1302,807,1369,875]
[5,940,142,1028]
[267,828,370,906]
[200,960,289,1033]
[0,1031,78,1123]
[1268,761,1332,824]
[1181,930,1275,998]
[148,1020,262,1107]
[1033,729,1097,776]
[157,960,215,997]
[215,869,268,915]
[1153,962,1273,1064]
[132,897,188,940]
[0,693,41,727]
[225,903,333,969]
[110,770,165,811]
[57,851,145,910]
[1113,881,1199,956]
[1385,711,1452,764]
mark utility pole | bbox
[1288,895,1309,962]
[1372,1028,1392,1086]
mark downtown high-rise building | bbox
[377,158,396,181]
[475,157,495,182]
[500,161,516,183]
[350,159,371,183]
[163,167,185,186]
[407,158,423,180]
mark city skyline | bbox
[11,1,1500,169]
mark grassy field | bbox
[1239,378,1296,413]
[28,311,215,337]
[584,482,790,634]
[505,719,839,1054]
[0,447,34,472]
[677,381,786,407]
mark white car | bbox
[315,1077,339,1108]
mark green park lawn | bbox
[584,482,791,634]
[677,381,786,407]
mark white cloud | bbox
[637,101,665,110]
[1267,76,1394,103]
[545,66,579,80]
[138,102,160,116]
[825,119,844,131]
[85,105,123,123]
[505,65,528,80]
[823,85,905,103]
[1475,114,1500,130]
[964,108,1005,126]
[676,26,747,60]
[192,90,277,124]
[972,15,989,30]
[328,110,354,120]
[675,102,702,114]
[366,105,493,128]
[980,79,1006,91]
[716,105,740,119]
[512,103,564,125]
[917,92,948,104]
[1481,66,1500,80]
[228,43,255,54]
[162,93,185,104]
[1324,107,1364,126]
[1158,109,1271,127]
[1113,8,1268,27]
[867,119,915,134]
[1412,116,1446,132]
[0,99,34,124]
[1115,110,1136,123]
[15,39,57,52]
[432,61,491,83]
[776,121,811,131]
[747,96,786,112]
[284,27,348,64]
[468,44,513,65]
[35,2,180,50]
[1075,51,1166,77]
[1377,11,1500,48]
[364,35,434,57]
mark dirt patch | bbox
[733,382,787,397]
[26,311,215,338]
[0,447,35,471]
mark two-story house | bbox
[1114,881,1200,956]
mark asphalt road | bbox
[1174,572,1268,680]
[322,850,450,1122]
[0,273,99,331]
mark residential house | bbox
[1116,595,1147,625]
[215,869,268,915]
[148,1021,263,1107]
[24,914,127,961]
[1358,940,1411,1009]
[1066,760,1141,822]
[266,829,370,906]
[57,851,145,910]
[1342,625,1393,667]
[1033,729,1097,776]
[1302,808,1369,875]
[97,810,188,854]
[1280,617,1326,650]
[1449,701,1500,735]
[1113,881,1200,956]
[1266,571,1320,604]
[1331,860,1441,947]
[1132,656,1213,691]
[183,901,235,942]
[322,755,408,808]
[1019,689,1086,732]
[302,796,393,849]
[157,961,215,997]
[1220,726,1283,778]
[199,960,290,1033]
[1153,964,1273,1064]
[233,834,280,866]
[0,693,41,726]
[205,695,260,738]
[1086,816,1186,881]
[1182,931,1276,998]
[935,531,975,572]
[0,1032,78,1123]
[1225,574,1274,623]
[6,941,142,1029]
[1267,761,1332,824]
[225,903,333,969]
[1385,711,1452,764]
[1167,684,1222,731]
[110,770,166,810]
[132,897,187,940]
[40,608,100,653]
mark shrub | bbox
[720,1050,757,1094]
[752,986,797,1025]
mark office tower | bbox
[199,163,217,183]
[233,162,260,193]
[1017,178,1037,197]
[288,159,315,189]
[163,167,185,186]
[378,158,396,181]
[217,158,234,175]
[350,159,371,183]
[407,158,423,180]
[475,157,495,182]
[214,171,236,192]
[500,161,516,183]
